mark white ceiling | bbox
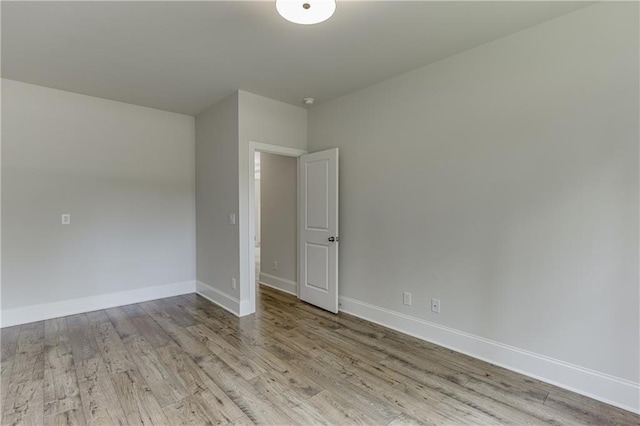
[2,1,592,115]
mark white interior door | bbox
[299,148,339,313]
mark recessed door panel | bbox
[305,160,329,230]
[305,243,329,292]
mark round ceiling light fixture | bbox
[276,0,336,25]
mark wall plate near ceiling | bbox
[276,0,336,25]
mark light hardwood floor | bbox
[1,285,638,425]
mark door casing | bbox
[246,141,307,315]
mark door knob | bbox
[328,237,335,242]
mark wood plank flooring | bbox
[1,285,638,425]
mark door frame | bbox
[246,141,307,315]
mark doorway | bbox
[246,142,339,315]
[247,142,307,314]
[254,151,299,298]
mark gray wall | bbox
[260,153,298,286]
[308,2,639,383]
[2,79,196,310]
[195,92,240,298]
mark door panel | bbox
[299,148,339,313]
[305,160,329,229]
[305,243,329,291]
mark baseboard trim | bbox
[1,280,196,328]
[258,272,298,296]
[196,280,253,317]
[338,295,640,414]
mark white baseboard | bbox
[239,299,254,317]
[1,280,196,328]
[195,280,254,317]
[259,272,298,296]
[338,295,640,415]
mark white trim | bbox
[259,273,298,296]
[239,299,253,317]
[244,141,307,317]
[195,280,254,317]
[1,280,196,327]
[338,295,640,415]
[196,280,240,316]
[250,142,307,158]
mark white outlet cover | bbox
[61,214,71,225]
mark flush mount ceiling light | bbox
[276,0,336,25]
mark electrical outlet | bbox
[431,298,441,313]
[273,261,278,271]
[61,214,71,225]
[232,278,237,289]
[229,213,236,225]
[403,292,412,306]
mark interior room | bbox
[1,1,639,424]
[256,152,299,297]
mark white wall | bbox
[195,92,240,303]
[2,79,196,321]
[259,153,298,294]
[239,91,308,152]
[309,3,639,411]
[194,90,306,315]
[238,91,307,312]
